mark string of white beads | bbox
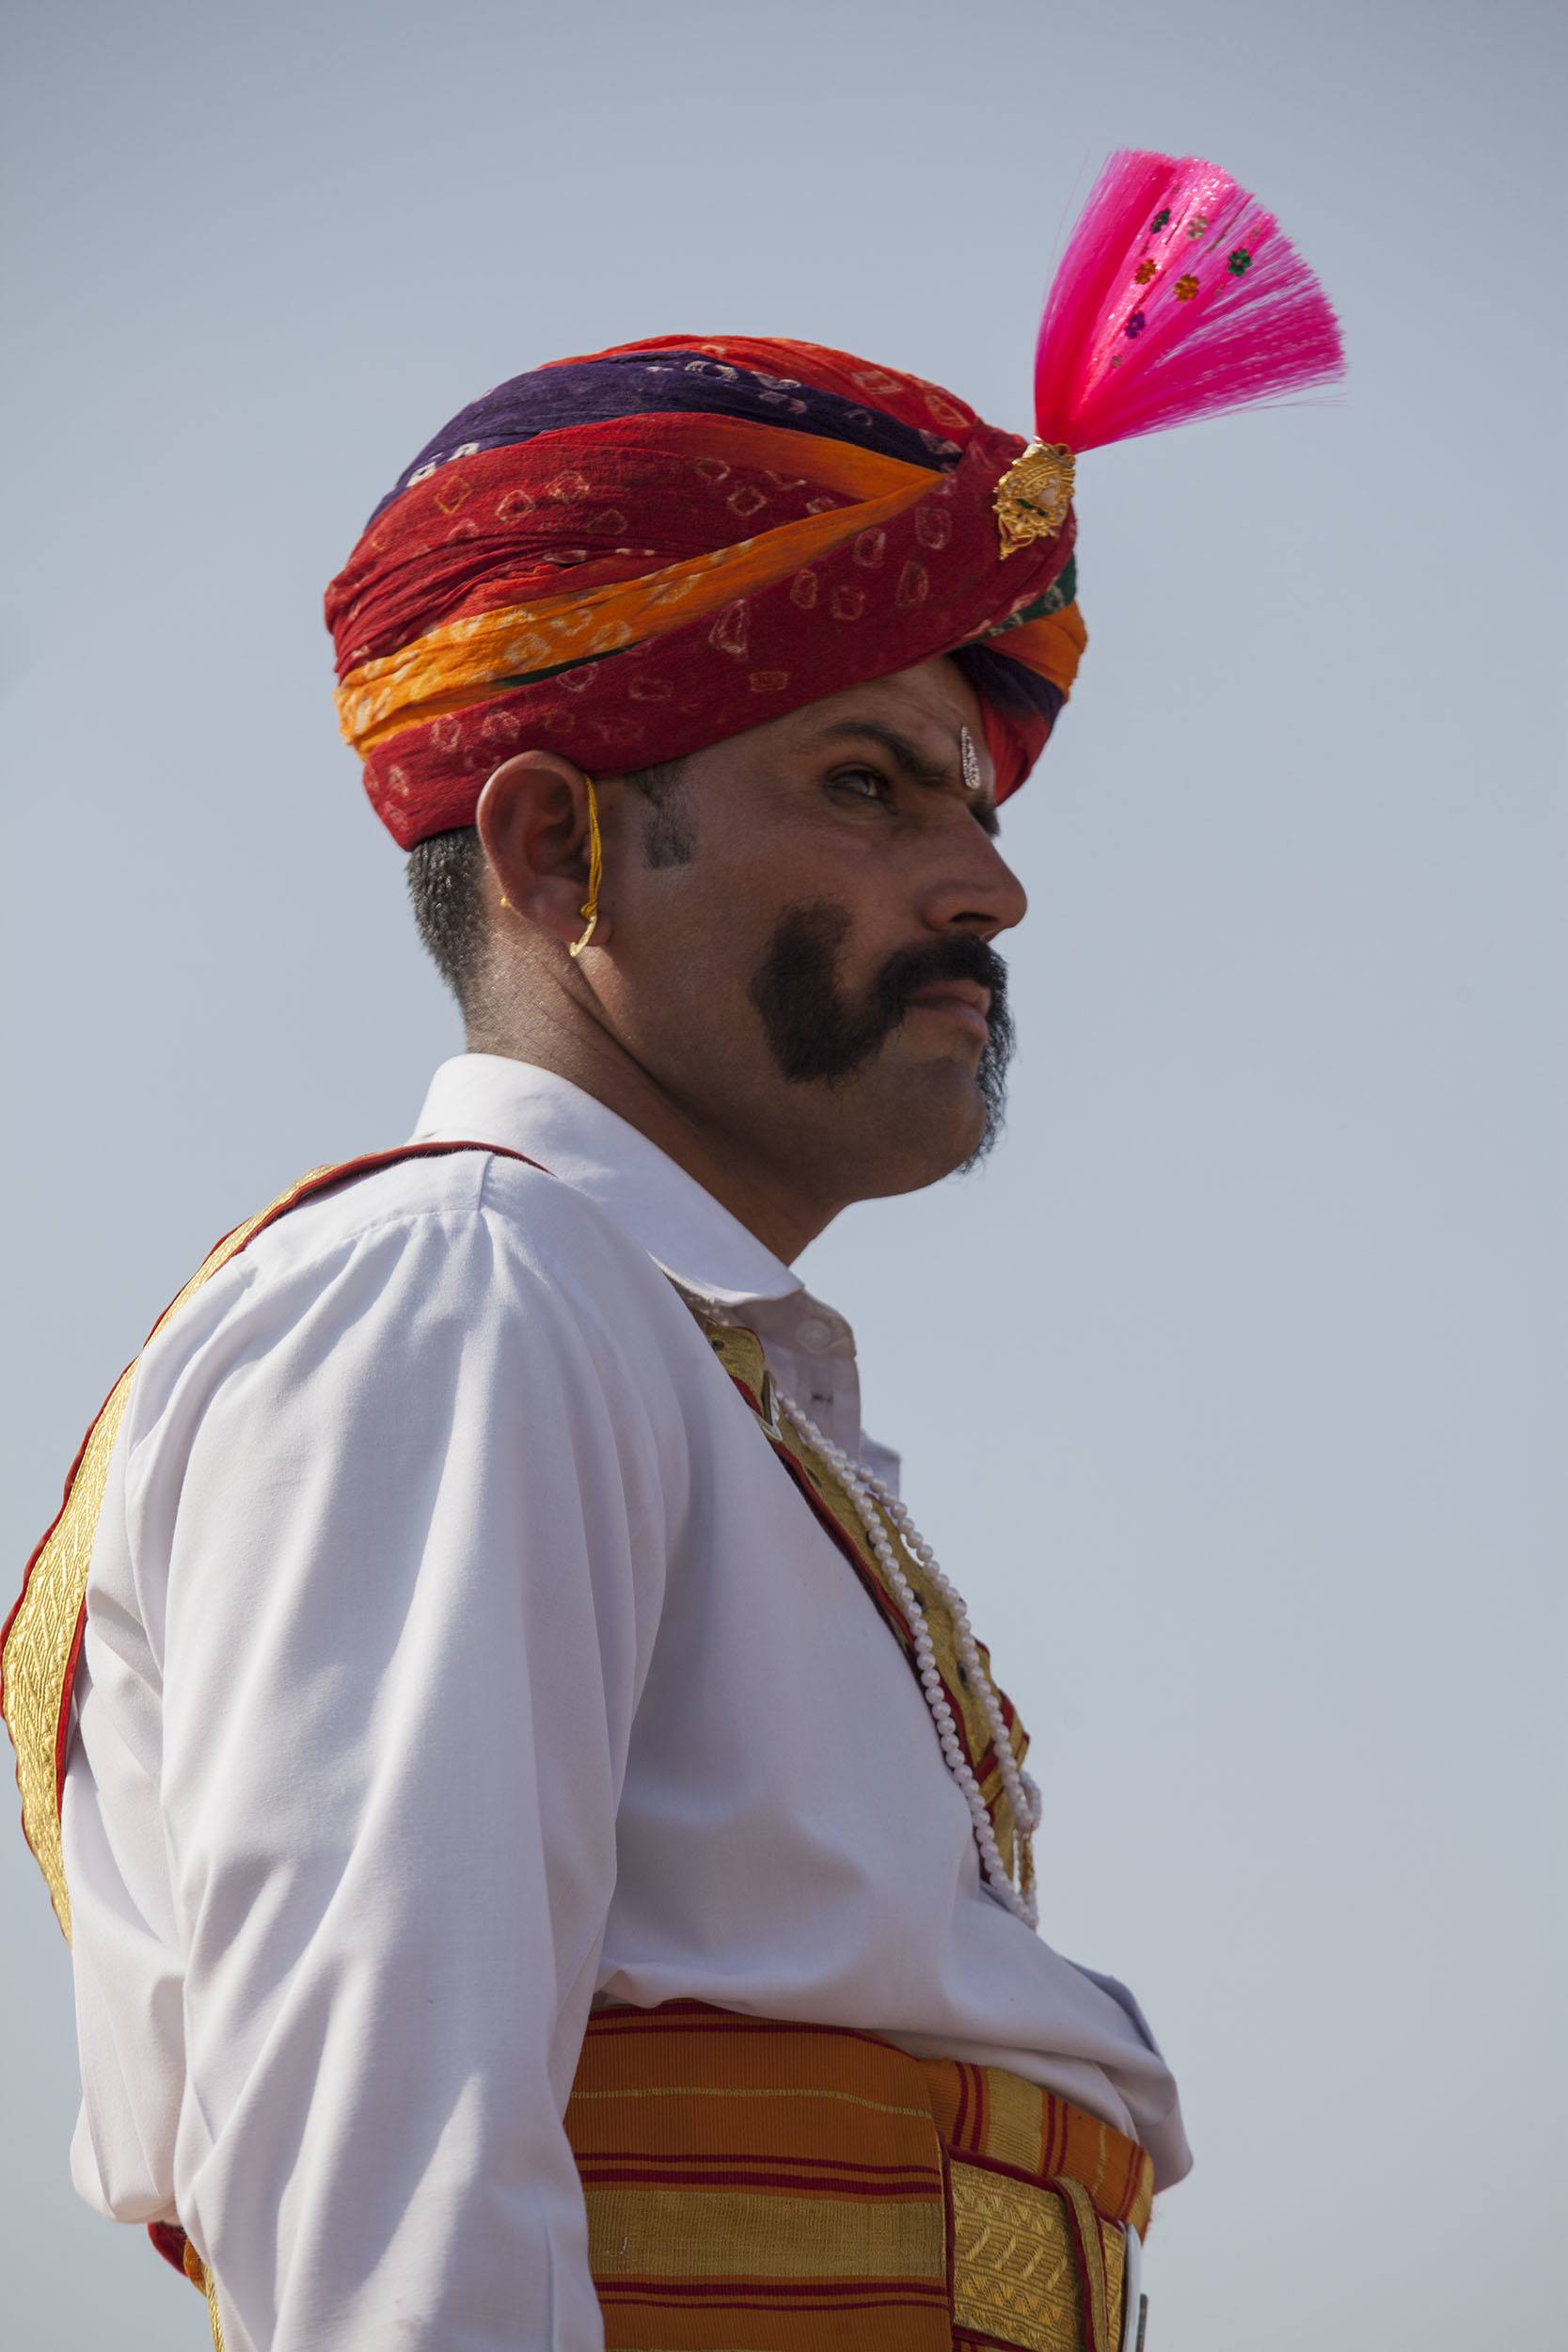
[777,1391,1042,1930]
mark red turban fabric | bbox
[326,335,1085,849]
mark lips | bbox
[903,980,992,1040]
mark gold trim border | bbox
[2,1172,339,1939]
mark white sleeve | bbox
[124,1189,675,2351]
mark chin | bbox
[863,1061,994,1195]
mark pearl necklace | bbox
[776,1392,1043,1929]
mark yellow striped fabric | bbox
[566,2000,1152,2351]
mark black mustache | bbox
[872,932,1010,1031]
[750,904,1014,1098]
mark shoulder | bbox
[264,1145,693,1340]
[153,1143,669,1316]
[127,1145,708,1438]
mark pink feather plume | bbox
[1033,151,1344,453]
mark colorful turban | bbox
[325,335,1086,849]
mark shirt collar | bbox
[409,1052,802,1310]
[408,1052,889,1477]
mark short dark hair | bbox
[406,827,488,1019]
[406,759,693,1018]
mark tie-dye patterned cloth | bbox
[326,336,1085,849]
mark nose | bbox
[919,822,1028,942]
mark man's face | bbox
[593,657,1028,1209]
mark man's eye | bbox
[831,767,892,804]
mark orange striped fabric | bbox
[566,2000,1152,2352]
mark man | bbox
[6,154,1340,2351]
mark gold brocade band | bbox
[568,1999,1151,2352]
[0,1164,343,1938]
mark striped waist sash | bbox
[568,1999,1154,2352]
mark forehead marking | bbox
[960,726,983,793]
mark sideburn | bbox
[627,761,697,868]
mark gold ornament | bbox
[992,439,1076,558]
[569,773,603,959]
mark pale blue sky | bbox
[4,2,1562,2346]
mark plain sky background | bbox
[4,1,1563,2345]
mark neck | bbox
[464,1014,842,1265]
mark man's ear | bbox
[475,753,611,952]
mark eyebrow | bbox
[813,718,1000,836]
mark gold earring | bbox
[569,775,602,960]
[499,894,511,910]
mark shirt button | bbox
[796,1314,835,1353]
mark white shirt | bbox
[61,1053,1190,2352]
